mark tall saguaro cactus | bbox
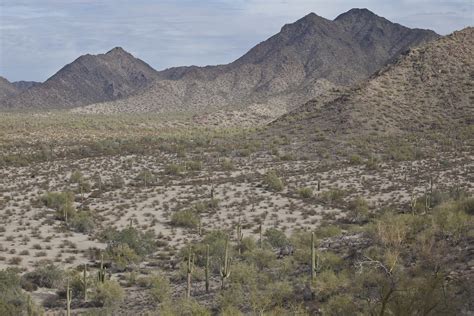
[83,263,88,301]
[66,280,72,316]
[310,232,319,281]
[186,246,194,299]
[236,218,243,254]
[311,232,315,280]
[220,238,231,289]
[205,244,210,293]
[97,253,106,283]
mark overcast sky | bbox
[0,0,472,82]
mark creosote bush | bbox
[347,196,370,222]
[1,270,42,315]
[92,280,124,308]
[170,209,200,228]
[263,170,284,191]
[100,227,158,270]
[298,187,313,199]
[22,263,64,289]
[41,191,76,221]
[264,228,290,248]
[70,211,95,233]
[138,274,171,303]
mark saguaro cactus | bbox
[83,263,88,301]
[311,232,317,280]
[26,295,34,316]
[186,246,194,299]
[410,193,417,215]
[220,238,231,289]
[205,244,210,293]
[259,224,263,248]
[97,254,106,283]
[236,219,243,254]
[66,280,72,316]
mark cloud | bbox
[0,0,472,81]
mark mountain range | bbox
[1,8,439,116]
[0,47,158,108]
[269,27,473,147]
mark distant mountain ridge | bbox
[77,8,438,114]
[12,81,41,91]
[1,47,159,109]
[1,9,439,113]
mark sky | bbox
[0,0,472,82]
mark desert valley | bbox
[0,7,473,316]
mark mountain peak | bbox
[105,47,130,57]
[2,46,159,108]
[296,12,330,24]
[334,8,380,22]
[280,12,332,34]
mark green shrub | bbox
[0,268,42,315]
[193,199,219,213]
[138,274,171,303]
[100,227,157,269]
[164,164,184,175]
[181,230,231,271]
[298,187,313,199]
[41,191,76,221]
[22,264,64,288]
[170,210,199,228]
[41,194,71,220]
[70,212,95,233]
[161,298,211,315]
[244,248,276,270]
[93,280,124,308]
[432,200,471,241]
[321,294,358,315]
[319,189,345,205]
[70,170,83,183]
[106,244,141,270]
[240,236,257,254]
[229,262,258,286]
[318,251,344,271]
[221,158,235,171]
[347,197,369,221]
[460,197,474,215]
[217,285,245,311]
[264,228,290,248]
[136,170,156,186]
[186,160,203,171]
[314,225,342,239]
[348,154,363,165]
[313,270,349,300]
[263,170,284,192]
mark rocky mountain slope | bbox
[270,27,473,143]
[0,76,20,101]
[1,47,159,109]
[12,81,41,91]
[77,8,438,115]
